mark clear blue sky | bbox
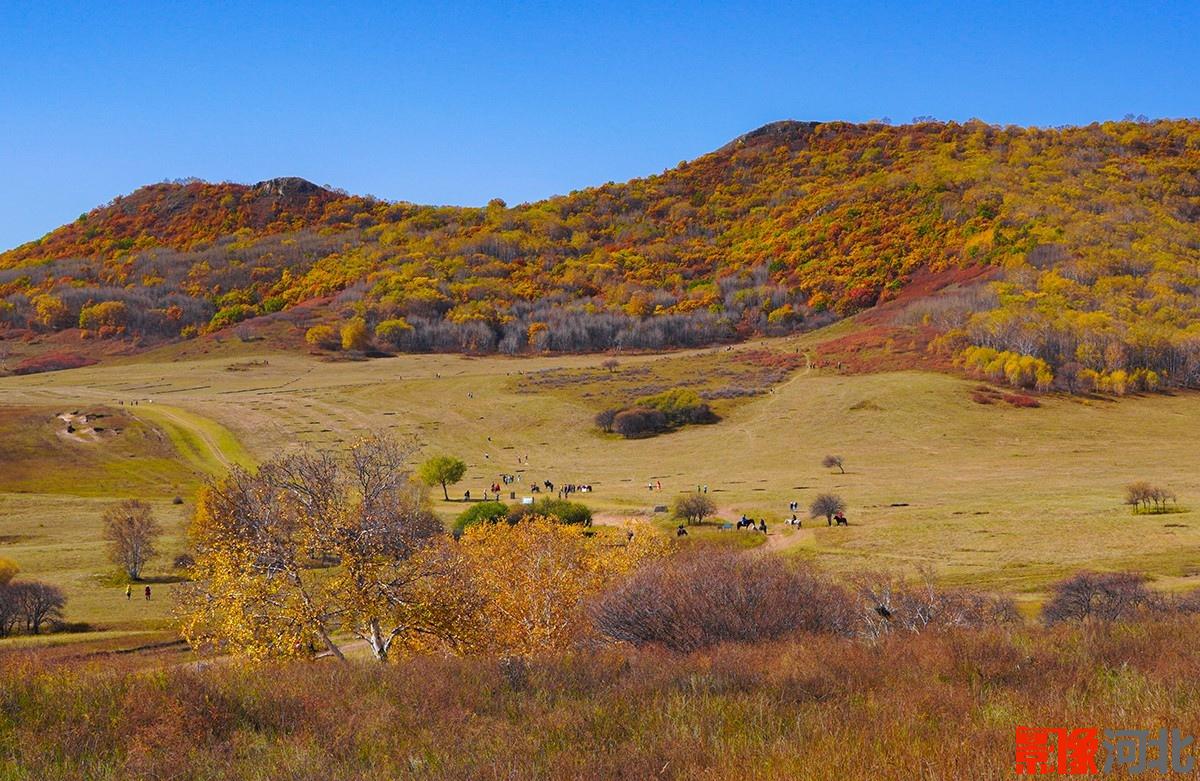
[2,1,1197,251]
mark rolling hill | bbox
[3,118,1200,393]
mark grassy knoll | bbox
[3,326,1200,638]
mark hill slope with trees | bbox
[3,118,1200,390]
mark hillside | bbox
[3,119,1200,392]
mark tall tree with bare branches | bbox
[102,500,162,580]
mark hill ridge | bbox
[2,118,1199,396]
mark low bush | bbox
[453,501,509,534]
[507,498,592,526]
[612,407,668,438]
[593,551,857,651]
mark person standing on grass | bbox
[125,584,131,600]
[144,585,151,601]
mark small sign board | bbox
[522,497,534,505]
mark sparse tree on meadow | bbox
[13,582,65,634]
[612,407,667,438]
[102,499,162,581]
[1124,481,1177,514]
[673,493,716,525]
[822,454,845,474]
[810,493,847,526]
[419,455,468,501]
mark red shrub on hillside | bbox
[11,352,97,375]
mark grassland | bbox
[2,324,1200,642]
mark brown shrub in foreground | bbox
[592,551,856,651]
[4,617,1200,779]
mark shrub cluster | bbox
[592,551,1017,650]
[1124,481,1177,513]
[454,497,593,534]
[592,551,856,651]
[598,389,718,439]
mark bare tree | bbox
[1124,482,1178,514]
[810,493,847,526]
[0,586,20,637]
[822,454,845,474]
[102,499,162,580]
[854,568,1017,641]
[594,408,617,433]
[13,582,66,634]
[1041,571,1151,624]
[1124,481,1152,512]
[673,493,716,525]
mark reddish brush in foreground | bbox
[3,618,1200,779]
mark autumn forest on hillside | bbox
[2,118,1200,394]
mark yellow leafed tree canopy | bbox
[178,436,669,662]
[455,518,668,657]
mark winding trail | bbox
[134,404,249,474]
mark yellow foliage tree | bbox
[340,317,370,351]
[0,557,18,585]
[179,436,469,662]
[304,324,337,349]
[32,294,69,329]
[455,518,667,656]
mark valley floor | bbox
[2,329,1200,641]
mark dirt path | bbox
[139,405,238,472]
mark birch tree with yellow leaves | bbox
[179,436,475,662]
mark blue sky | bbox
[1,1,1197,251]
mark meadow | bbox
[2,324,1200,642]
